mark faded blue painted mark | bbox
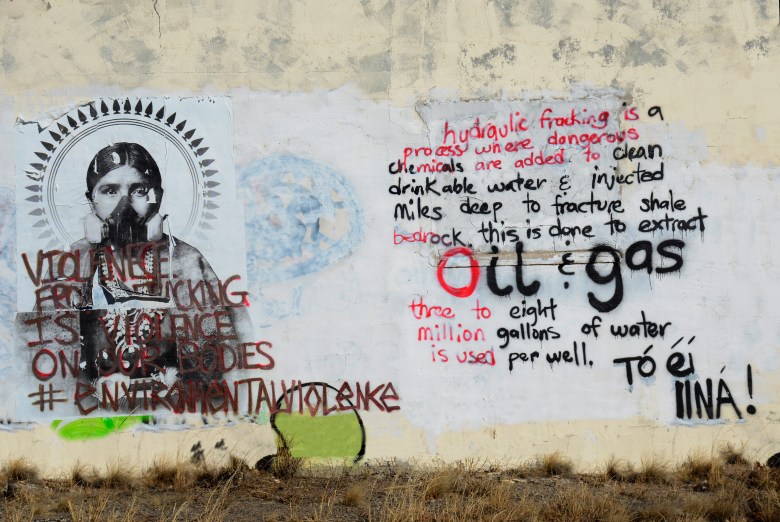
[239,156,363,286]
[252,285,303,328]
[0,187,16,270]
[0,187,16,381]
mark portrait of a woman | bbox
[69,142,250,413]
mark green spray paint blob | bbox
[51,416,152,441]
[271,383,366,462]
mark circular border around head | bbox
[23,98,223,247]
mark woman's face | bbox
[90,165,156,221]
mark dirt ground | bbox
[1,450,779,521]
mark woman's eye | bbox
[131,187,149,197]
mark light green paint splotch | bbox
[51,416,152,441]
[274,412,363,459]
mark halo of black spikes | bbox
[26,97,222,242]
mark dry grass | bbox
[155,500,191,522]
[702,488,746,520]
[374,474,427,522]
[194,480,232,522]
[538,451,574,477]
[4,459,38,482]
[629,456,671,483]
[2,484,72,520]
[222,454,250,480]
[67,494,108,522]
[271,446,303,479]
[1,449,780,521]
[677,452,725,487]
[510,452,575,478]
[3,502,35,522]
[8,487,40,516]
[753,488,780,521]
[432,488,519,521]
[421,462,496,500]
[194,454,249,488]
[445,483,541,521]
[301,491,338,521]
[67,462,91,487]
[90,462,135,489]
[341,482,368,508]
[743,463,780,491]
[544,482,632,522]
[635,497,683,521]
[142,459,196,490]
[423,467,461,499]
[602,455,631,481]
[121,496,140,521]
[721,441,750,465]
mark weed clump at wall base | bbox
[272,446,302,479]
[509,452,575,478]
[602,456,630,481]
[628,457,671,484]
[90,463,136,489]
[4,459,38,482]
[68,462,91,487]
[538,452,574,477]
[143,460,196,490]
[720,442,749,466]
[676,453,724,486]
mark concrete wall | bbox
[0,0,778,475]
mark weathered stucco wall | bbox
[0,0,778,475]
